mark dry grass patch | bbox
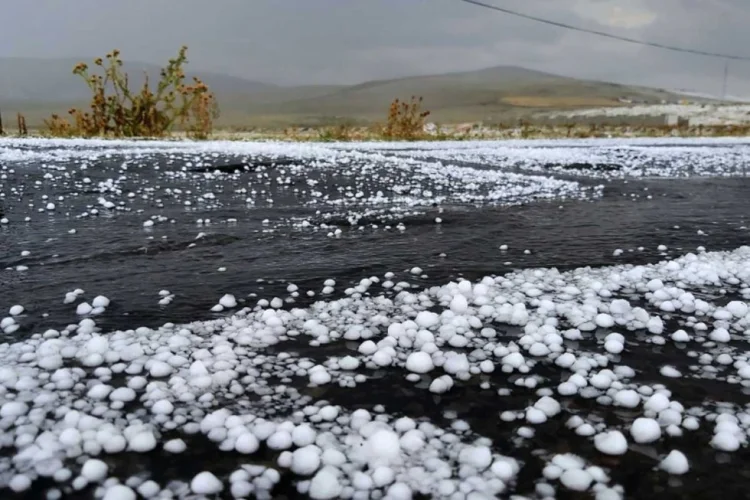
[502,96,622,108]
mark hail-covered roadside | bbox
[2,137,750,499]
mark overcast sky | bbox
[3,0,750,96]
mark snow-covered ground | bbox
[2,137,750,499]
[542,104,750,126]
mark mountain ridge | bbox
[0,58,702,127]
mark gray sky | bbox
[3,0,750,96]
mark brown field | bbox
[501,96,624,108]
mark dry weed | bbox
[380,96,430,140]
[44,46,219,139]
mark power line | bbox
[460,0,750,61]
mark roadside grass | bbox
[4,122,750,142]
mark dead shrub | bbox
[380,96,430,140]
[44,46,219,139]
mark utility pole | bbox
[721,59,729,101]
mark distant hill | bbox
[0,58,704,128]
[0,57,275,101]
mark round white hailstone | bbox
[128,432,157,452]
[339,356,360,371]
[534,396,561,417]
[267,431,293,450]
[103,435,127,454]
[92,296,110,308]
[590,373,613,390]
[659,450,689,475]
[415,311,440,329]
[526,407,547,424]
[659,409,682,427]
[738,365,750,379]
[630,418,661,443]
[490,459,518,481]
[309,467,342,499]
[81,459,108,482]
[459,446,493,470]
[710,328,731,343]
[367,430,401,464]
[682,417,700,431]
[560,386,582,403]
[231,482,253,498]
[110,387,136,402]
[292,424,317,447]
[219,294,237,309]
[319,406,339,421]
[405,352,434,374]
[429,376,453,394]
[191,471,223,495]
[9,475,32,492]
[399,430,424,453]
[726,301,749,318]
[555,353,576,368]
[149,361,173,378]
[235,433,260,454]
[552,454,585,470]
[292,445,322,475]
[86,335,108,354]
[660,366,681,378]
[358,341,377,355]
[143,220,154,227]
[102,485,136,500]
[9,305,24,316]
[309,367,332,385]
[450,295,469,314]
[372,466,395,487]
[394,417,417,433]
[711,432,740,452]
[604,340,623,354]
[528,343,550,356]
[322,449,346,467]
[59,428,82,446]
[644,393,670,413]
[76,303,93,315]
[594,431,628,455]
[137,480,160,498]
[502,352,525,369]
[352,471,374,491]
[647,317,664,334]
[372,350,393,367]
[151,400,174,415]
[614,390,640,408]
[386,482,412,499]
[560,469,593,491]
[595,314,615,328]
[671,330,690,342]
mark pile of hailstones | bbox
[2,247,750,499]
